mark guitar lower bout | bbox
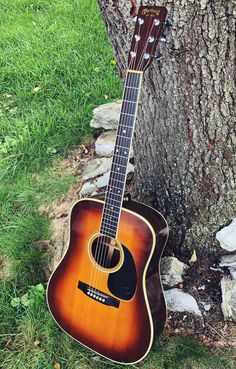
[47,197,168,364]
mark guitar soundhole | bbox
[91,235,122,270]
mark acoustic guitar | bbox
[47,5,169,364]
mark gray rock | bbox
[220,277,236,321]
[94,162,134,189]
[95,130,134,158]
[216,218,236,252]
[164,288,202,316]
[79,182,96,197]
[219,254,236,279]
[82,158,112,180]
[219,254,236,268]
[230,268,236,279]
[161,256,188,287]
[203,304,211,311]
[95,171,110,189]
[95,130,116,157]
[90,101,122,130]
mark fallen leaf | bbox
[33,86,40,93]
[189,249,197,263]
[54,363,61,369]
[34,339,40,346]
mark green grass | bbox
[0,0,121,177]
[0,1,235,368]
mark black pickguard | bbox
[108,245,137,300]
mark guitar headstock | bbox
[128,6,168,72]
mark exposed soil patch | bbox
[165,259,236,348]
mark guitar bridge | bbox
[78,281,120,308]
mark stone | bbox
[95,130,116,157]
[216,218,236,252]
[94,162,134,189]
[90,100,122,130]
[79,181,96,197]
[95,130,134,158]
[220,276,236,321]
[95,171,110,189]
[164,288,202,316]
[203,304,211,311]
[161,256,188,287]
[82,158,112,180]
[219,254,236,268]
[219,254,236,279]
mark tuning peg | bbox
[160,33,167,42]
[165,18,173,28]
[154,52,163,61]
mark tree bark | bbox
[97,0,236,256]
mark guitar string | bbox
[96,30,142,280]
[99,19,158,273]
[95,17,160,285]
[88,73,138,296]
[88,15,161,296]
[100,73,140,274]
[90,30,141,295]
[89,26,141,294]
[90,17,157,293]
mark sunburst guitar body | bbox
[47,5,170,364]
[47,197,168,364]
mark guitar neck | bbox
[100,70,143,238]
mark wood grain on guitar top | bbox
[47,198,167,364]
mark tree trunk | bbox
[97,0,236,256]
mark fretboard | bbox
[100,70,143,238]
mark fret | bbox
[113,153,129,160]
[112,163,127,168]
[117,122,134,129]
[116,135,132,142]
[125,85,139,89]
[123,100,136,104]
[114,143,131,151]
[120,112,135,117]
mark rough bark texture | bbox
[97,0,236,256]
